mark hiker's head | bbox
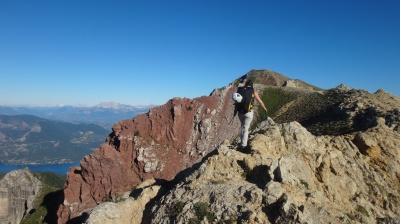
[245,80,253,88]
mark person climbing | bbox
[233,80,268,151]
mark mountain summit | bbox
[54,70,399,223]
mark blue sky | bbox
[1,0,399,106]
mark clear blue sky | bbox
[1,0,399,106]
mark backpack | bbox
[235,87,254,114]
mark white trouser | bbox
[238,110,253,147]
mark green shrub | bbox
[170,201,185,217]
[134,130,140,136]
[189,218,201,224]
[211,180,226,184]
[193,202,215,222]
[357,204,369,217]
[300,179,309,189]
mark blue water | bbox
[0,162,80,175]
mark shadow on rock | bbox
[237,160,271,189]
[42,189,64,224]
[140,148,220,224]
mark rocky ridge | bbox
[84,116,400,223]
[148,117,400,223]
[56,70,400,223]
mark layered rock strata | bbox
[0,168,41,224]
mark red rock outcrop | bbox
[57,85,240,223]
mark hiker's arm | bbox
[254,91,268,112]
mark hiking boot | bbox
[237,145,251,154]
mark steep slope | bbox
[270,86,400,136]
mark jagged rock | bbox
[57,87,241,223]
[84,182,162,224]
[0,168,41,224]
[353,132,381,158]
[149,118,400,223]
[336,83,353,91]
[283,80,298,88]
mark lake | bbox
[0,162,80,175]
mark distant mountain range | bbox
[0,102,155,130]
[0,114,110,165]
[0,102,155,165]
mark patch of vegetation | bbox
[254,87,299,127]
[170,201,185,217]
[32,172,66,189]
[219,219,238,224]
[189,218,200,224]
[193,202,215,222]
[357,204,369,217]
[255,86,362,136]
[377,217,400,224]
[134,130,140,136]
[114,195,126,203]
[210,180,226,185]
[280,124,286,137]
[300,179,309,189]
[187,106,193,111]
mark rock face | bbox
[84,179,162,224]
[57,85,242,223]
[0,168,41,224]
[150,117,400,223]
